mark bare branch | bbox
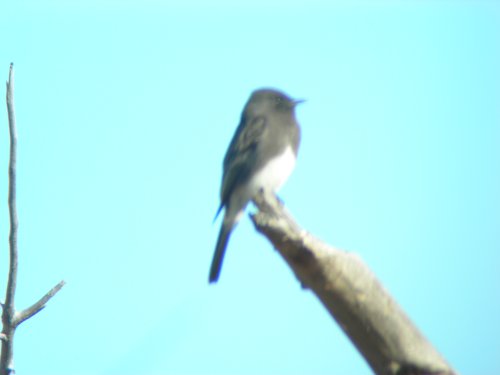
[1,64,65,375]
[1,62,18,375]
[4,62,18,316]
[14,281,66,326]
[251,191,456,375]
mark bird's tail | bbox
[209,223,232,283]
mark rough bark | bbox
[251,191,456,375]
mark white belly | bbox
[225,146,297,225]
[249,146,297,194]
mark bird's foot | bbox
[275,195,285,206]
[257,188,285,206]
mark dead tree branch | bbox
[1,63,65,375]
[251,191,456,375]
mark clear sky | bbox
[0,1,499,374]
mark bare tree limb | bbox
[14,280,66,326]
[1,62,19,375]
[1,63,65,375]
[250,191,456,375]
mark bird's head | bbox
[247,88,304,114]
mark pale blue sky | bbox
[0,1,499,374]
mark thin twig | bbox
[5,62,17,318]
[1,62,18,375]
[14,280,66,326]
[0,64,65,375]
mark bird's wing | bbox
[220,115,267,206]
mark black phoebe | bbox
[209,88,302,283]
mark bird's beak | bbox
[293,98,306,106]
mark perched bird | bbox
[209,88,302,283]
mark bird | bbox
[209,88,302,283]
